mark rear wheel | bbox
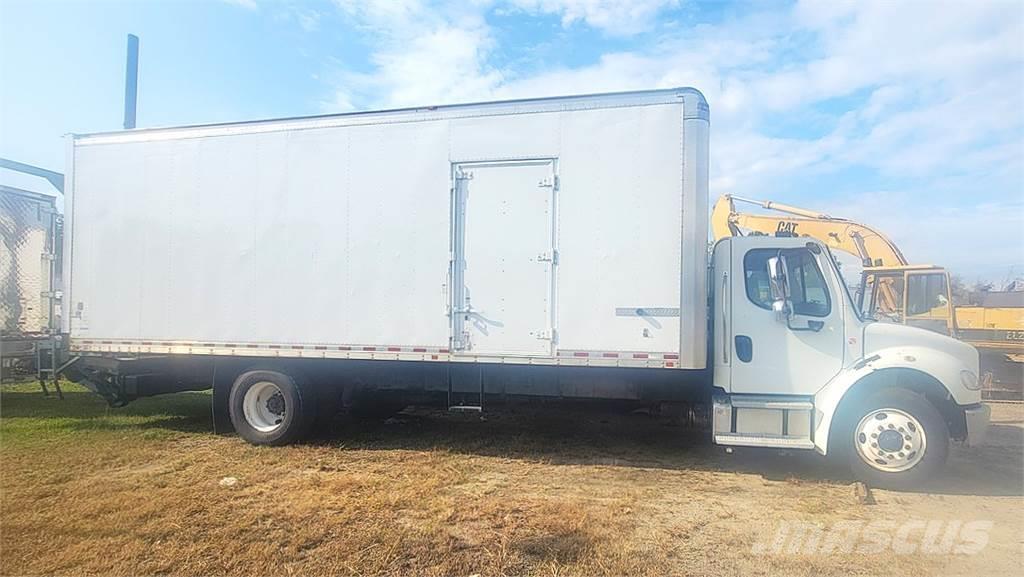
[229,370,314,445]
[840,388,948,490]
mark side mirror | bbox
[767,255,791,322]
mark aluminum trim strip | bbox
[74,88,706,145]
[714,434,815,449]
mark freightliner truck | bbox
[59,88,989,488]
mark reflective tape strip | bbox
[557,350,675,360]
[68,339,450,353]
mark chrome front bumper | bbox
[964,403,991,447]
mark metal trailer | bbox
[63,88,711,425]
[0,185,62,386]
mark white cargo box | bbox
[65,88,710,369]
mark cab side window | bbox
[744,248,831,317]
[906,273,948,316]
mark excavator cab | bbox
[859,265,955,336]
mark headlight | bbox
[960,369,980,390]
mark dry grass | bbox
[1,382,1021,576]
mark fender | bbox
[812,345,980,454]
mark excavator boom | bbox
[711,194,910,267]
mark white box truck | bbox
[60,88,988,488]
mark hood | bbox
[863,322,979,371]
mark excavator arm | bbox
[711,194,909,267]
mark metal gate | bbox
[450,159,557,357]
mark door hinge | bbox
[538,176,558,189]
[535,329,554,340]
[452,330,472,351]
[536,250,559,264]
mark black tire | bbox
[836,388,949,490]
[228,370,314,446]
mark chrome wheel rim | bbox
[855,408,927,473]
[242,381,286,433]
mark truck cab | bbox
[711,236,990,488]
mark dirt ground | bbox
[1,382,1021,576]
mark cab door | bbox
[725,237,846,395]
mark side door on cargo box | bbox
[449,159,557,357]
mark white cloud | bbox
[862,86,906,121]
[320,88,357,113]
[510,0,681,35]
[266,2,323,32]
[329,0,502,108]
[295,9,321,32]
[221,0,258,10]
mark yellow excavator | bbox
[712,194,1023,398]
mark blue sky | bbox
[1,0,1022,282]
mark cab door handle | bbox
[734,335,753,363]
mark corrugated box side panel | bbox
[555,104,685,355]
[70,122,451,347]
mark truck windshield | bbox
[824,246,865,321]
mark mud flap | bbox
[211,364,233,434]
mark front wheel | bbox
[840,388,949,490]
[229,370,314,445]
